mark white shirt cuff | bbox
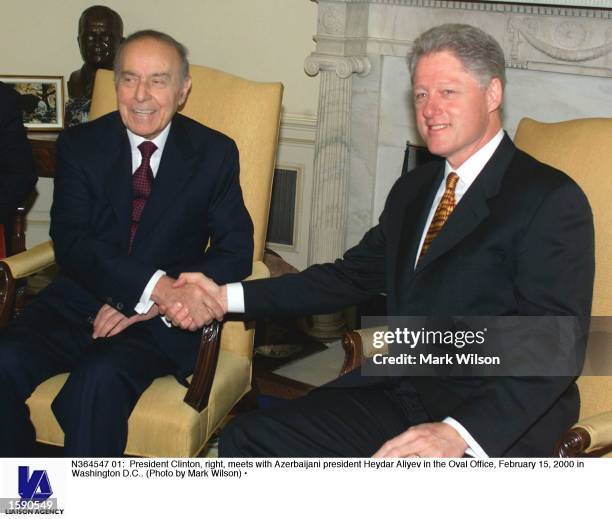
[134,270,167,327]
[443,417,489,458]
[226,282,245,313]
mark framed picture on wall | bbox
[0,75,64,131]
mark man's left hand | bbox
[373,422,468,458]
[92,304,160,338]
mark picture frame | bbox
[0,75,64,131]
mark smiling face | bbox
[413,51,502,169]
[115,37,191,139]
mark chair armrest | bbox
[1,241,55,279]
[183,260,270,412]
[0,241,55,326]
[244,260,271,282]
[340,326,388,376]
[554,411,612,457]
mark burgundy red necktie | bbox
[129,141,157,252]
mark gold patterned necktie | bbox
[419,171,459,261]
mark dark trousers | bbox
[219,382,430,457]
[0,293,174,457]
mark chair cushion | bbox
[577,376,612,421]
[26,348,251,457]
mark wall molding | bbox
[271,113,318,270]
[329,0,612,16]
[311,0,612,77]
[279,113,317,146]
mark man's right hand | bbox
[160,273,228,330]
[152,275,225,331]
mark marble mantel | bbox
[304,0,612,256]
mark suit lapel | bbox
[131,116,198,249]
[414,133,516,273]
[104,115,132,250]
[392,163,443,297]
[395,163,444,282]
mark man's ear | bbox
[486,78,503,113]
[179,76,192,106]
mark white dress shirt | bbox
[415,130,504,266]
[227,130,505,457]
[416,130,504,457]
[125,124,172,316]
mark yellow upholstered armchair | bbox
[0,66,283,456]
[342,117,612,457]
[514,118,612,457]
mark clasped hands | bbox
[154,273,227,331]
[92,273,227,338]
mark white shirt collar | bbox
[126,123,172,176]
[444,129,504,190]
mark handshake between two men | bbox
[92,273,226,339]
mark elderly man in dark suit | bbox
[0,30,253,456]
[0,82,37,256]
[171,24,595,458]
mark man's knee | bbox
[0,342,31,398]
[52,354,133,437]
[219,414,248,457]
[219,412,270,457]
[54,353,133,416]
[0,343,19,373]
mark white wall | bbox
[0,0,320,116]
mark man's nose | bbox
[422,96,441,118]
[134,80,150,102]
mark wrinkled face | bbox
[116,37,191,139]
[413,51,502,169]
[78,14,122,69]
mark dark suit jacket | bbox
[44,111,253,375]
[0,82,37,253]
[242,134,595,456]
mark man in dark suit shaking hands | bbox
[0,30,253,456]
[170,24,594,458]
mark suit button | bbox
[116,302,124,311]
[87,316,94,324]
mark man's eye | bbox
[414,92,427,101]
[443,89,456,96]
[152,78,166,86]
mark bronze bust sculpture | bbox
[66,5,123,126]
[68,5,123,99]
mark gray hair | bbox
[408,24,506,89]
[114,29,190,82]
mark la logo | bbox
[18,466,53,501]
